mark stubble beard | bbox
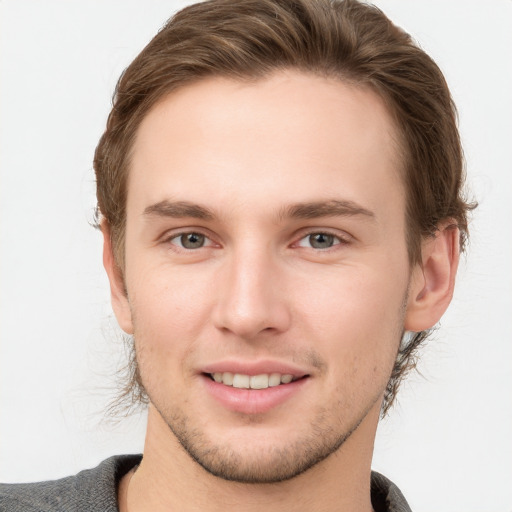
[144,384,381,484]
[132,293,408,484]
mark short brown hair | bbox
[94,0,474,414]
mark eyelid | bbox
[292,228,353,249]
[157,226,352,250]
[160,227,219,249]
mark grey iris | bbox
[309,233,334,249]
[181,233,205,249]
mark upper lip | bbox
[200,360,310,378]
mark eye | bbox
[297,232,344,250]
[169,232,209,249]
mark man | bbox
[0,0,474,510]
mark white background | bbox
[1,1,511,511]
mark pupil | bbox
[310,233,334,249]
[181,233,204,249]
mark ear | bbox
[102,223,134,334]
[404,223,460,332]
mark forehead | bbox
[127,70,404,224]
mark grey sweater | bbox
[0,455,412,511]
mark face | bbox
[114,71,414,483]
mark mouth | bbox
[205,372,308,390]
[201,366,311,414]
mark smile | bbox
[203,370,310,414]
[209,372,299,389]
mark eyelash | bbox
[164,231,216,251]
[295,230,350,250]
[162,229,351,252]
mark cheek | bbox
[294,264,407,379]
[127,262,215,356]
[297,264,407,330]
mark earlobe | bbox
[102,223,134,334]
[404,223,460,332]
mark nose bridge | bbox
[213,240,290,338]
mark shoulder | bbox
[0,454,141,512]
[371,471,412,512]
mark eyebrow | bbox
[279,200,375,222]
[142,199,375,222]
[143,200,215,220]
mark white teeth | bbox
[232,374,250,389]
[250,374,269,389]
[211,372,299,389]
[222,372,234,385]
[268,373,281,387]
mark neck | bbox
[120,403,380,512]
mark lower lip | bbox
[202,375,309,414]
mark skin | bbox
[105,70,459,512]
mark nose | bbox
[212,247,292,339]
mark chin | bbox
[153,400,368,484]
